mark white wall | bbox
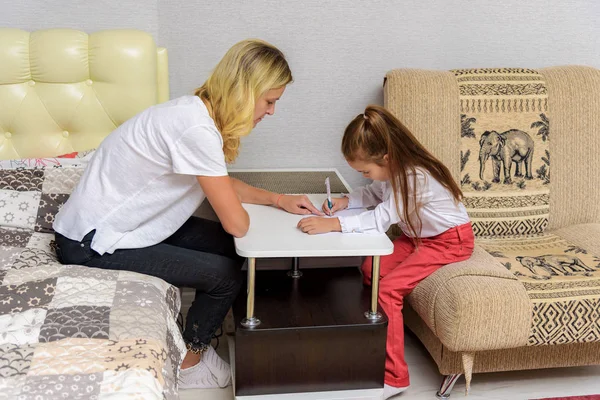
[3,0,600,187]
[2,0,158,37]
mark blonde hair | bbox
[342,105,463,243]
[195,39,292,163]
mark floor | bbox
[179,327,600,400]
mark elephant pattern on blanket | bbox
[516,254,597,277]
[478,129,535,185]
[478,234,600,346]
[454,68,550,237]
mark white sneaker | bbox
[179,360,219,389]
[178,346,231,389]
[383,383,409,399]
[202,345,231,388]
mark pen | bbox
[325,177,333,212]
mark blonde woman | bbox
[53,39,321,389]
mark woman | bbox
[53,39,321,389]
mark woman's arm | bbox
[230,177,278,205]
[197,176,249,238]
[231,177,323,215]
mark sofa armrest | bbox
[407,245,532,351]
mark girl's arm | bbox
[345,181,386,209]
[300,182,400,235]
[339,171,429,234]
[338,190,402,234]
[297,192,400,235]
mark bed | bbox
[0,28,185,399]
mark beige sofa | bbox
[383,66,600,397]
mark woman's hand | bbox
[297,217,341,235]
[278,195,324,216]
[322,196,349,216]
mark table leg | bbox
[287,257,303,278]
[364,255,383,321]
[241,257,261,328]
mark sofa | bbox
[383,66,600,397]
[0,28,186,399]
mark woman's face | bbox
[254,86,286,126]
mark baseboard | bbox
[234,388,383,400]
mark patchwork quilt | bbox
[0,153,186,399]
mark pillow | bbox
[0,150,94,233]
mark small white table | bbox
[234,193,394,328]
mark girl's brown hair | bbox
[342,105,463,242]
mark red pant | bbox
[362,223,474,387]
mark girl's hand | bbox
[297,217,341,235]
[278,195,324,216]
[322,196,349,216]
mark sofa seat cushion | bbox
[477,225,600,346]
[406,245,532,352]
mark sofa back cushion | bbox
[0,28,168,160]
[539,67,600,230]
[384,66,600,235]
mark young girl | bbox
[54,39,322,390]
[297,105,474,399]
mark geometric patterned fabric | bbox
[0,153,186,399]
[454,68,550,236]
[0,151,93,234]
[478,234,600,346]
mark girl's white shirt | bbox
[339,168,470,237]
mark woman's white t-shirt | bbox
[53,96,227,255]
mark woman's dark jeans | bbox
[54,217,245,353]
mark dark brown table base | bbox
[233,267,388,396]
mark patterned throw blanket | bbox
[477,233,600,345]
[455,68,600,346]
[0,154,186,399]
[456,68,550,237]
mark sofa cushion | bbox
[406,245,532,351]
[454,68,550,236]
[0,150,92,233]
[0,28,165,160]
[477,226,600,346]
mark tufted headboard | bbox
[0,28,168,160]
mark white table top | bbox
[234,194,393,258]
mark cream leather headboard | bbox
[0,28,169,160]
